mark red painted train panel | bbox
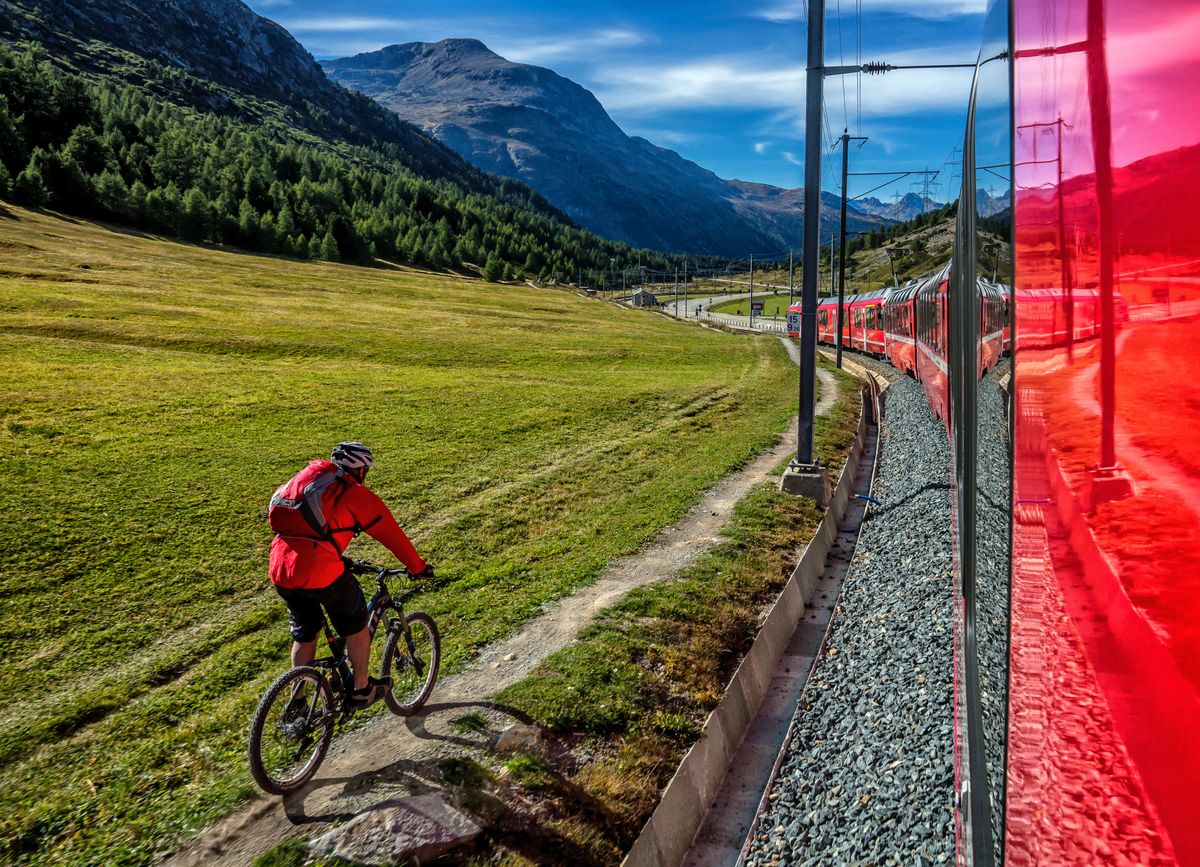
[1011,0,1200,862]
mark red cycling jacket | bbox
[269,460,426,590]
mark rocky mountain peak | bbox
[327,40,606,125]
[325,39,891,255]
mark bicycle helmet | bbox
[331,440,375,471]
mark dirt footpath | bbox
[165,340,835,865]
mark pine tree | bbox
[0,95,26,175]
[127,180,149,225]
[237,197,260,248]
[276,203,297,238]
[483,252,503,282]
[62,124,109,175]
[93,170,129,217]
[13,162,49,206]
[259,212,280,254]
[181,187,212,241]
[213,190,238,243]
[319,229,340,262]
[145,183,182,235]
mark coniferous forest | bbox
[0,43,696,280]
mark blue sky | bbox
[248,0,988,200]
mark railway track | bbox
[680,361,881,866]
[634,351,960,867]
[738,360,956,865]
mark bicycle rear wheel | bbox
[381,611,440,715]
[248,665,335,794]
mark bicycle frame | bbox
[312,567,411,709]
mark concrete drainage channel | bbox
[622,359,885,867]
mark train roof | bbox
[815,287,892,307]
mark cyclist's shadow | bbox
[281,699,536,824]
[401,699,536,746]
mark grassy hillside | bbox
[0,204,798,864]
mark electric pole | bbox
[749,254,755,326]
[836,129,868,368]
[884,245,899,288]
[683,259,688,317]
[788,251,795,308]
[786,0,825,478]
[1019,117,1073,362]
[782,21,975,493]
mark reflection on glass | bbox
[1010,0,1200,862]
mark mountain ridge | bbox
[0,0,707,281]
[324,39,892,256]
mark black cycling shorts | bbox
[274,567,368,643]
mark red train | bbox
[786,265,1008,423]
[787,0,1200,861]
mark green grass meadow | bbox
[0,204,800,863]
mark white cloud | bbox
[276,18,650,66]
[594,56,803,111]
[782,150,804,167]
[627,128,698,147]
[494,27,650,64]
[756,0,986,22]
[754,141,771,154]
[283,16,415,33]
[594,46,975,118]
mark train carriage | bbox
[847,288,890,355]
[883,280,920,375]
[915,265,951,423]
[977,280,1007,373]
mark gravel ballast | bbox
[745,370,955,866]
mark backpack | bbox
[268,461,349,541]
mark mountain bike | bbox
[247,561,440,795]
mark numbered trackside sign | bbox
[786,311,801,333]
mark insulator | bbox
[862,62,892,76]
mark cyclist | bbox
[269,441,432,709]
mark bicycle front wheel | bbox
[247,665,335,795]
[381,611,441,715]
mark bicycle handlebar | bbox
[347,559,411,578]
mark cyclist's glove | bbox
[414,564,435,580]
